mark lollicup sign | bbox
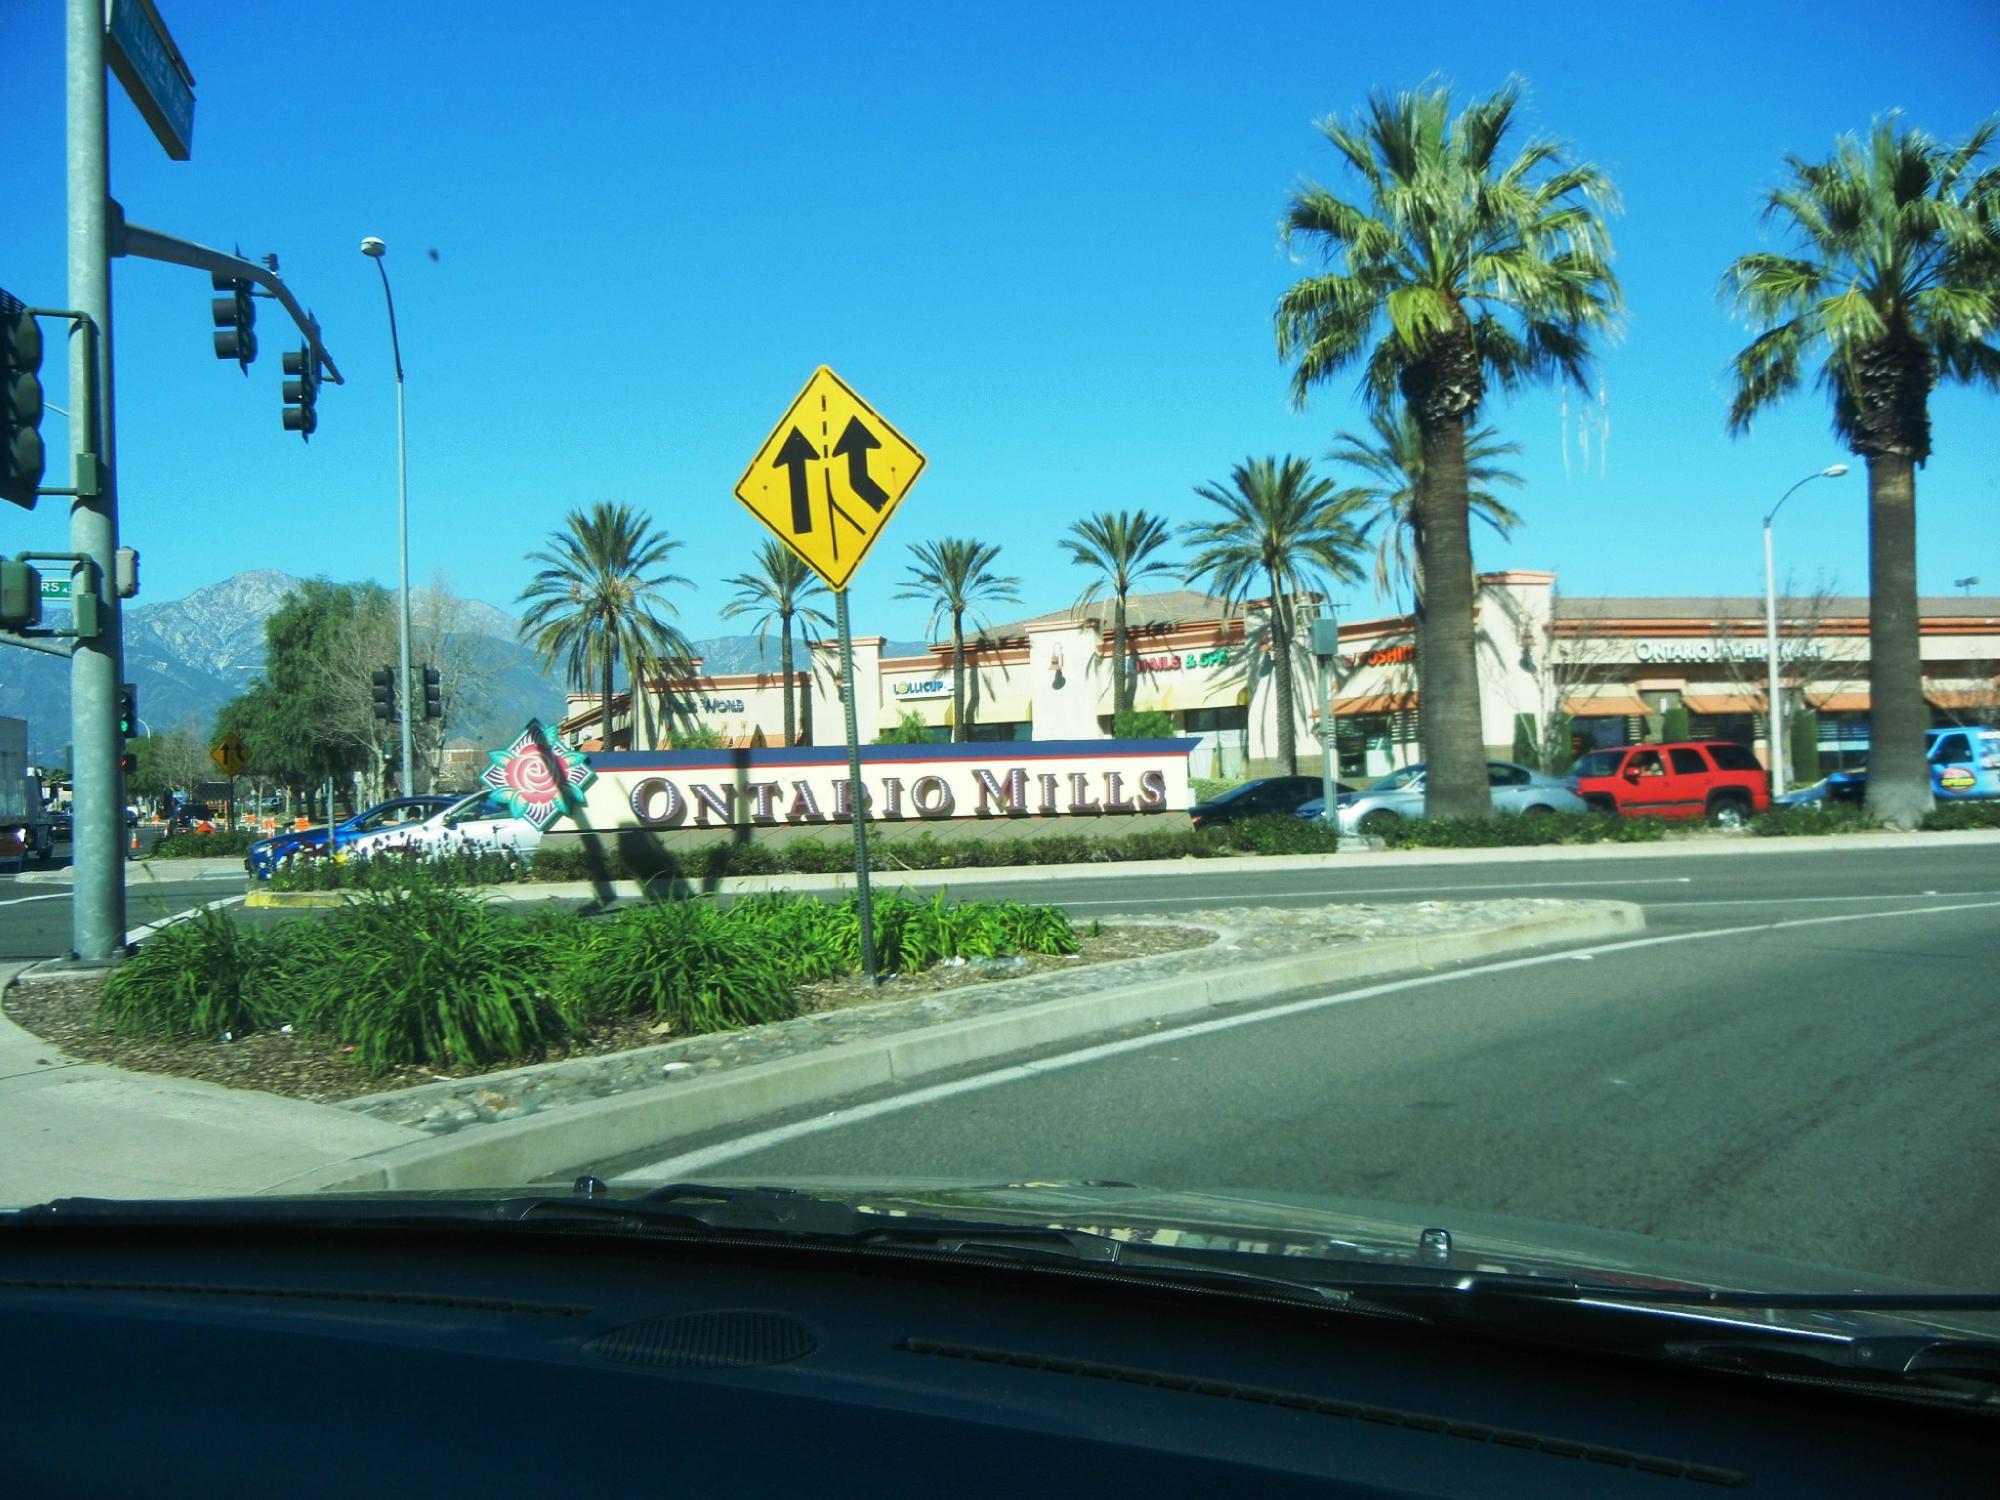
[483,726,1195,833]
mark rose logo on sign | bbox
[481,720,597,830]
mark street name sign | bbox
[106,0,196,161]
[40,578,71,600]
[210,731,249,777]
[732,366,925,592]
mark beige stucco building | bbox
[560,576,2000,783]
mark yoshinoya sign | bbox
[1633,639,1827,664]
[493,734,1196,834]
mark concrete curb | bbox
[276,900,1644,1194]
[233,825,2000,909]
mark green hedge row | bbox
[266,813,1340,890]
[1377,812,1669,849]
[151,830,257,858]
[100,867,1079,1076]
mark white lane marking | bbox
[0,892,70,907]
[1054,876,1697,908]
[616,897,2000,1182]
[124,894,246,946]
[1647,890,2000,908]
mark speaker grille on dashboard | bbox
[587,1309,819,1369]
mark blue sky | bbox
[8,0,1998,644]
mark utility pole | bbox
[67,0,125,961]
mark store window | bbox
[1688,713,1756,747]
[964,721,1032,743]
[1817,712,1869,772]
[1182,706,1249,734]
[1571,715,1635,751]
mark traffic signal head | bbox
[0,559,43,629]
[210,272,257,371]
[281,345,319,439]
[118,683,138,738]
[1,308,45,511]
[371,667,395,721]
[422,666,442,721]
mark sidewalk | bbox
[0,961,420,1204]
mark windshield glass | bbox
[5,0,1997,1372]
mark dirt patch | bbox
[2,922,1214,1106]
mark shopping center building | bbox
[559,574,2000,782]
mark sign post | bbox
[733,367,927,983]
[1312,615,1341,833]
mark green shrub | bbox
[1748,805,1871,837]
[874,710,937,745]
[98,906,270,1040]
[1111,709,1175,739]
[1189,777,1241,804]
[1379,812,1667,849]
[780,839,855,874]
[1660,704,1691,744]
[1511,713,1541,772]
[559,899,797,1032]
[1221,812,1341,855]
[1924,800,2000,831]
[665,721,726,750]
[152,830,256,858]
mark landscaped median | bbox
[274,897,1644,1193]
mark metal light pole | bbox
[1762,464,1848,797]
[66,0,126,961]
[360,237,414,797]
[1311,614,1341,830]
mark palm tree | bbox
[1182,456,1365,775]
[518,502,693,750]
[1723,116,1999,829]
[1059,510,1177,716]
[720,539,835,747]
[1276,79,1619,817]
[1327,406,1524,606]
[895,538,1021,743]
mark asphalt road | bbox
[599,842,2000,1291]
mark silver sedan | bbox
[1295,760,1589,836]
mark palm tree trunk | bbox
[1267,568,1297,775]
[779,608,797,748]
[951,608,966,745]
[1863,451,1932,828]
[1414,414,1490,818]
[1112,593,1129,718]
[600,650,615,751]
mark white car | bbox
[341,790,542,863]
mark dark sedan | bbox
[1188,775,1351,829]
[245,795,459,878]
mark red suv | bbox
[1567,741,1770,827]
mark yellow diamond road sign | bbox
[211,732,249,777]
[733,366,926,592]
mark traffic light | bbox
[422,666,442,720]
[118,683,138,738]
[1,307,45,510]
[371,667,396,722]
[210,272,256,370]
[120,753,137,776]
[0,559,43,629]
[281,344,318,439]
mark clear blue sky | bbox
[9,1,1998,643]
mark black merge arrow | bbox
[832,415,892,511]
[772,427,818,533]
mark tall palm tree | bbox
[1276,79,1619,817]
[720,539,835,747]
[1723,116,1999,829]
[1327,406,1524,606]
[518,502,693,750]
[895,538,1021,743]
[1059,509,1177,716]
[1182,456,1365,775]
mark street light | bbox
[1763,464,1848,797]
[1954,575,1981,597]
[360,236,415,797]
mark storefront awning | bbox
[1807,691,1870,712]
[1682,695,1762,715]
[1333,692,1417,716]
[1562,694,1649,717]
[1925,688,1998,710]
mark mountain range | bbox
[1,569,929,763]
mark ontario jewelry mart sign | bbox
[554,738,1195,833]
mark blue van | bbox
[1823,725,2000,803]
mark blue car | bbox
[245,795,460,879]
[1816,725,2000,808]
